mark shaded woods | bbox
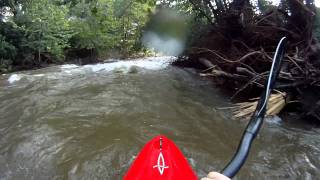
[174,0,320,121]
[0,0,155,72]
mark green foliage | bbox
[22,0,73,61]
[69,0,117,50]
[257,0,273,13]
[0,21,29,63]
[69,0,154,56]
[0,34,16,72]
[0,0,157,72]
[114,0,155,54]
[1,0,73,66]
[0,34,17,59]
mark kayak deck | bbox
[124,135,197,180]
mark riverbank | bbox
[173,1,320,122]
[0,50,160,74]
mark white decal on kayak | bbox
[153,152,169,175]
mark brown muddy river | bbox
[0,57,319,180]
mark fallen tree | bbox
[174,0,320,121]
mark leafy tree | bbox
[0,0,158,72]
[69,0,118,51]
[113,0,155,54]
[69,0,155,57]
[22,0,73,62]
[0,34,16,72]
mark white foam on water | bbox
[8,74,22,84]
[265,115,282,125]
[33,74,45,77]
[61,64,79,69]
[7,74,46,84]
[82,57,173,73]
[6,57,174,84]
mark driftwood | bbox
[222,93,287,120]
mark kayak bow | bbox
[124,135,197,180]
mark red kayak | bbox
[124,135,197,180]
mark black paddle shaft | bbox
[221,37,287,178]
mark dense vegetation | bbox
[0,0,156,72]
